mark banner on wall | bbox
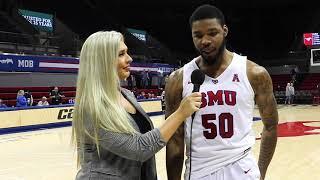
[0,54,176,73]
[18,9,54,32]
[127,28,147,42]
[0,54,79,73]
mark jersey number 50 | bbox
[201,113,234,139]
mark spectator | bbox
[0,99,7,108]
[290,68,296,77]
[160,89,165,100]
[37,96,50,106]
[161,90,165,111]
[291,66,300,84]
[157,68,164,89]
[24,90,33,106]
[137,91,146,100]
[276,84,281,92]
[285,83,291,104]
[135,73,141,88]
[141,69,149,88]
[68,98,75,104]
[127,74,135,89]
[148,70,152,88]
[50,86,64,105]
[289,83,295,104]
[16,90,27,107]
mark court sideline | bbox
[0,105,319,180]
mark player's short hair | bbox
[189,4,225,27]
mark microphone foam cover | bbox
[191,69,205,85]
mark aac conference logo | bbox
[0,58,14,64]
[57,108,74,120]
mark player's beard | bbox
[201,38,226,66]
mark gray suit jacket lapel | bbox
[121,89,154,129]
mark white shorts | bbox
[197,153,260,180]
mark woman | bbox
[0,98,8,108]
[16,90,27,107]
[37,96,50,106]
[72,31,201,180]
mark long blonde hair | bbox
[72,31,136,159]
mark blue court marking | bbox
[0,104,74,112]
[0,121,72,135]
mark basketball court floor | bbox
[0,105,319,180]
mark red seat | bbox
[60,87,76,91]
[313,96,320,105]
[6,99,17,107]
[0,87,21,93]
[27,87,51,92]
[32,92,50,99]
[63,91,76,97]
[0,93,17,100]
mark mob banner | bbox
[0,54,79,73]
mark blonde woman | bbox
[16,90,27,107]
[72,31,201,180]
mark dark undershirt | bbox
[129,111,151,133]
[129,110,151,180]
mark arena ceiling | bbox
[19,0,320,61]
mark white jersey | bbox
[182,53,256,179]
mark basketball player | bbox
[166,5,278,180]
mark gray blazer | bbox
[75,88,166,180]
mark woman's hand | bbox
[176,92,202,119]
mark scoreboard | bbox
[311,49,320,66]
[304,33,320,46]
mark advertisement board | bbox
[18,9,54,32]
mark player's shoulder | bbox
[246,59,270,79]
[165,68,183,92]
[168,67,183,82]
[246,59,272,91]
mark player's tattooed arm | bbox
[248,61,278,180]
[165,68,185,180]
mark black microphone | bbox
[190,69,205,119]
[188,69,205,180]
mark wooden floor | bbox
[0,105,319,180]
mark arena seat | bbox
[0,93,17,100]
[63,91,76,97]
[0,86,76,107]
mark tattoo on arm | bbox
[165,70,185,180]
[252,66,278,180]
